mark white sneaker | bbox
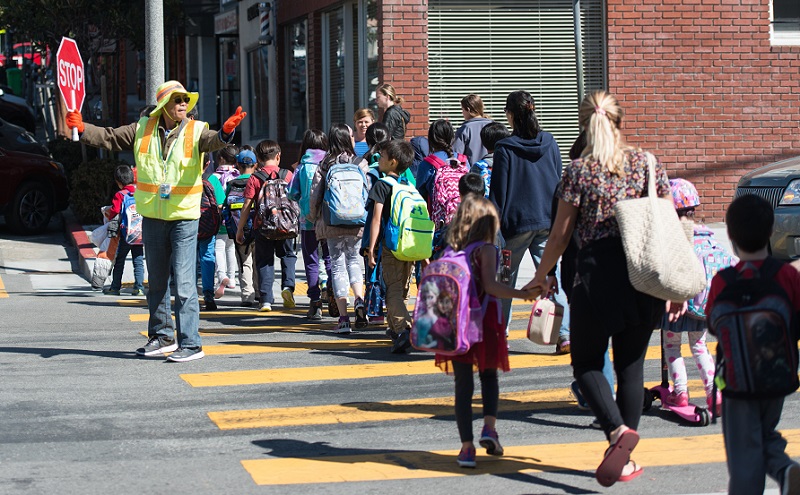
[259,302,272,312]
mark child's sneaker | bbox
[570,381,590,411]
[327,288,340,317]
[456,446,476,468]
[354,297,368,328]
[707,390,723,417]
[334,317,351,334]
[664,391,689,408]
[281,288,296,309]
[478,425,504,456]
[259,302,272,312]
[369,315,385,324]
[215,277,229,299]
[307,300,323,320]
[555,336,571,355]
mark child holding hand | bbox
[436,195,536,468]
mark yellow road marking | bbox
[209,379,709,430]
[240,430,800,485]
[0,275,7,298]
[181,342,717,387]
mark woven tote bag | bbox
[613,152,706,302]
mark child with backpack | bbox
[659,179,737,414]
[197,177,222,310]
[431,195,534,468]
[105,165,144,296]
[415,119,469,259]
[287,128,333,320]
[309,124,371,333]
[470,122,510,198]
[707,194,800,495]
[209,144,240,299]
[223,149,259,306]
[367,140,435,353]
[235,140,297,312]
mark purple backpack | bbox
[687,226,738,319]
[411,241,491,355]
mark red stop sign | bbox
[56,37,85,112]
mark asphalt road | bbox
[0,213,795,495]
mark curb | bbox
[63,208,96,283]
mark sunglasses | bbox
[173,95,191,105]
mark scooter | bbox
[643,330,712,426]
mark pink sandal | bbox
[595,429,639,487]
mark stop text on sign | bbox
[58,59,84,92]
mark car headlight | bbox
[780,179,800,205]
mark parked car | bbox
[0,88,35,132]
[0,147,68,234]
[735,155,800,260]
[0,117,47,156]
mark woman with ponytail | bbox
[489,90,571,354]
[524,91,680,487]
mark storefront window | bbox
[248,46,269,138]
[324,8,347,126]
[365,0,379,113]
[218,38,240,130]
[285,20,307,142]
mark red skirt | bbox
[435,298,510,374]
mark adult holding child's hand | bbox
[525,90,671,488]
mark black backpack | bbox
[708,257,799,399]
[197,179,221,240]
[254,168,299,240]
[222,176,254,243]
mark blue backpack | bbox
[120,191,143,246]
[323,161,369,226]
[470,159,492,198]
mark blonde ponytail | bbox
[579,91,627,176]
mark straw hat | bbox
[150,80,199,117]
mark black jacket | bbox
[383,105,411,140]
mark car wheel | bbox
[7,181,53,235]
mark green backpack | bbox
[380,176,434,261]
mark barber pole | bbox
[258,2,272,45]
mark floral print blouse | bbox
[557,150,670,246]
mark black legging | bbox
[570,237,661,440]
[453,360,499,443]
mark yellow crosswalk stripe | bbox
[0,274,7,298]
[181,343,717,388]
[239,430,800,485]
[209,379,709,430]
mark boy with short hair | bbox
[458,172,486,199]
[706,194,800,495]
[471,122,511,198]
[367,140,416,353]
[235,140,297,312]
[105,165,144,296]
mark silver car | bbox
[735,155,800,260]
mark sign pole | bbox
[70,91,78,141]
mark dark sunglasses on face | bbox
[173,95,190,104]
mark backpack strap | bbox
[278,168,290,181]
[253,169,270,182]
[719,265,738,286]
[759,256,785,281]
[423,155,446,170]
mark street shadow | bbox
[250,438,597,494]
[0,346,139,360]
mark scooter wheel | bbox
[696,407,710,426]
[643,388,654,412]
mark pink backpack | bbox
[411,241,492,356]
[426,154,468,227]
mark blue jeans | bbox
[142,217,202,349]
[255,235,297,304]
[197,236,216,298]
[501,229,571,339]
[110,237,144,292]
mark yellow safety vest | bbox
[132,116,207,220]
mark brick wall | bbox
[607,0,800,221]
[378,0,429,137]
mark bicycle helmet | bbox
[669,178,701,210]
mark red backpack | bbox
[426,153,468,227]
[197,179,221,240]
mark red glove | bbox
[222,106,247,134]
[66,111,84,133]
